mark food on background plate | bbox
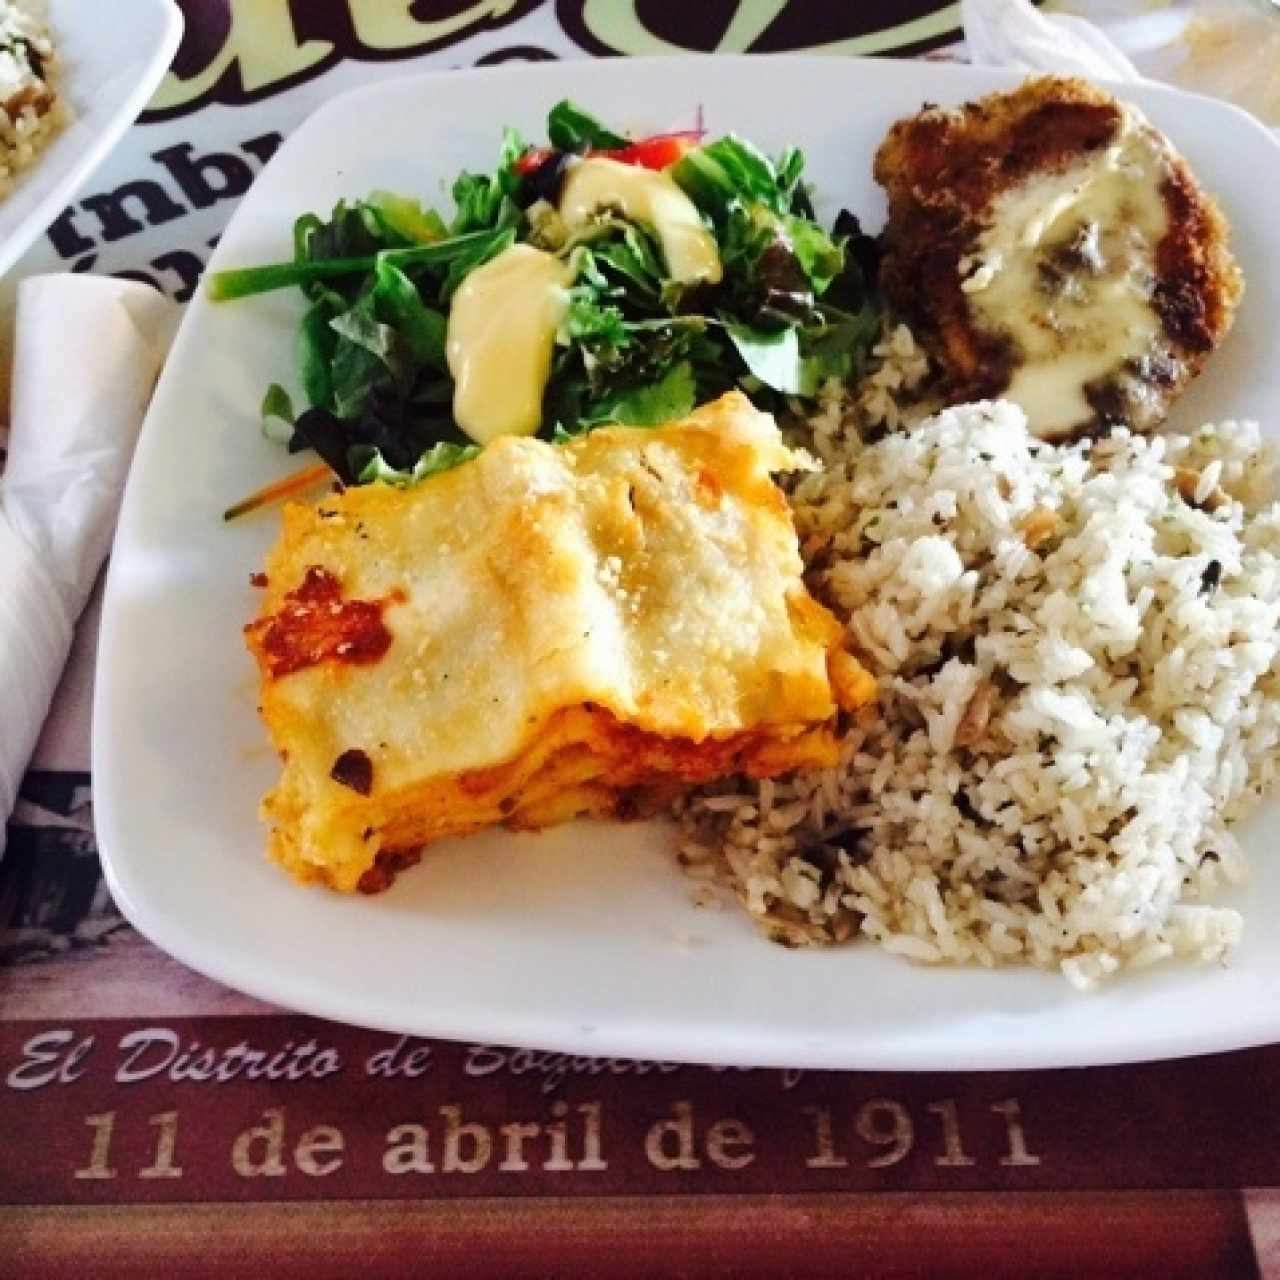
[874,76,1242,440]
[245,394,874,893]
[0,1,65,198]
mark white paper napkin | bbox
[0,275,176,854]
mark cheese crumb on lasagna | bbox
[245,393,872,892]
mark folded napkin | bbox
[0,276,176,854]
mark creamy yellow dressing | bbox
[558,156,722,285]
[962,109,1170,437]
[446,243,574,444]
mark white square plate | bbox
[0,0,183,277]
[95,56,1280,1069]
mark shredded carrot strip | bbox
[223,462,333,521]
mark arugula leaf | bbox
[673,137,834,308]
[583,317,703,400]
[587,360,696,427]
[298,301,338,411]
[450,127,525,234]
[497,126,527,181]
[670,148,733,222]
[260,383,295,443]
[546,320,699,437]
[372,258,447,370]
[567,243,611,292]
[329,298,400,368]
[328,292,408,420]
[725,322,814,396]
[351,439,480,487]
[292,212,323,263]
[561,293,630,349]
[717,202,772,277]
[366,190,447,245]
[802,311,879,386]
[564,222,666,315]
[451,172,517,235]
[815,332,870,388]
[784,216,843,296]
[328,340,388,422]
[706,136,780,207]
[547,100,627,152]
[673,135,789,222]
[590,223,664,302]
[305,199,388,262]
[775,147,806,207]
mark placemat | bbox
[2,3,1276,1274]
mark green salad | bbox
[210,99,881,505]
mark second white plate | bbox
[0,0,182,278]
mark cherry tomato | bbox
[603,132,699,171]
[513,146,556,176]
[513,131,700,178]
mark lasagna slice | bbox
[245,393,873,893]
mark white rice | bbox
[679,329,1280,988]
[0,1,65,199]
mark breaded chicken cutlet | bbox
[874,76,1243,440]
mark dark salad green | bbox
[209,100,882,493]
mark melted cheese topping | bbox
[445,243,574,443]
[247,393,854,890]
[558,157,722,285]
[963,108,1170,437]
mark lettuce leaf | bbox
[450,127,525,234]
[365,190,447,245]
[725,323,814,396]
[588,360,696,427]
[260,383,295,443]
[784,216,843,296]
[372,258,447,370]
[547,100,627,152]
[351,439,481,487]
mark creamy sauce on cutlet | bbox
[960,107,1171,437]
